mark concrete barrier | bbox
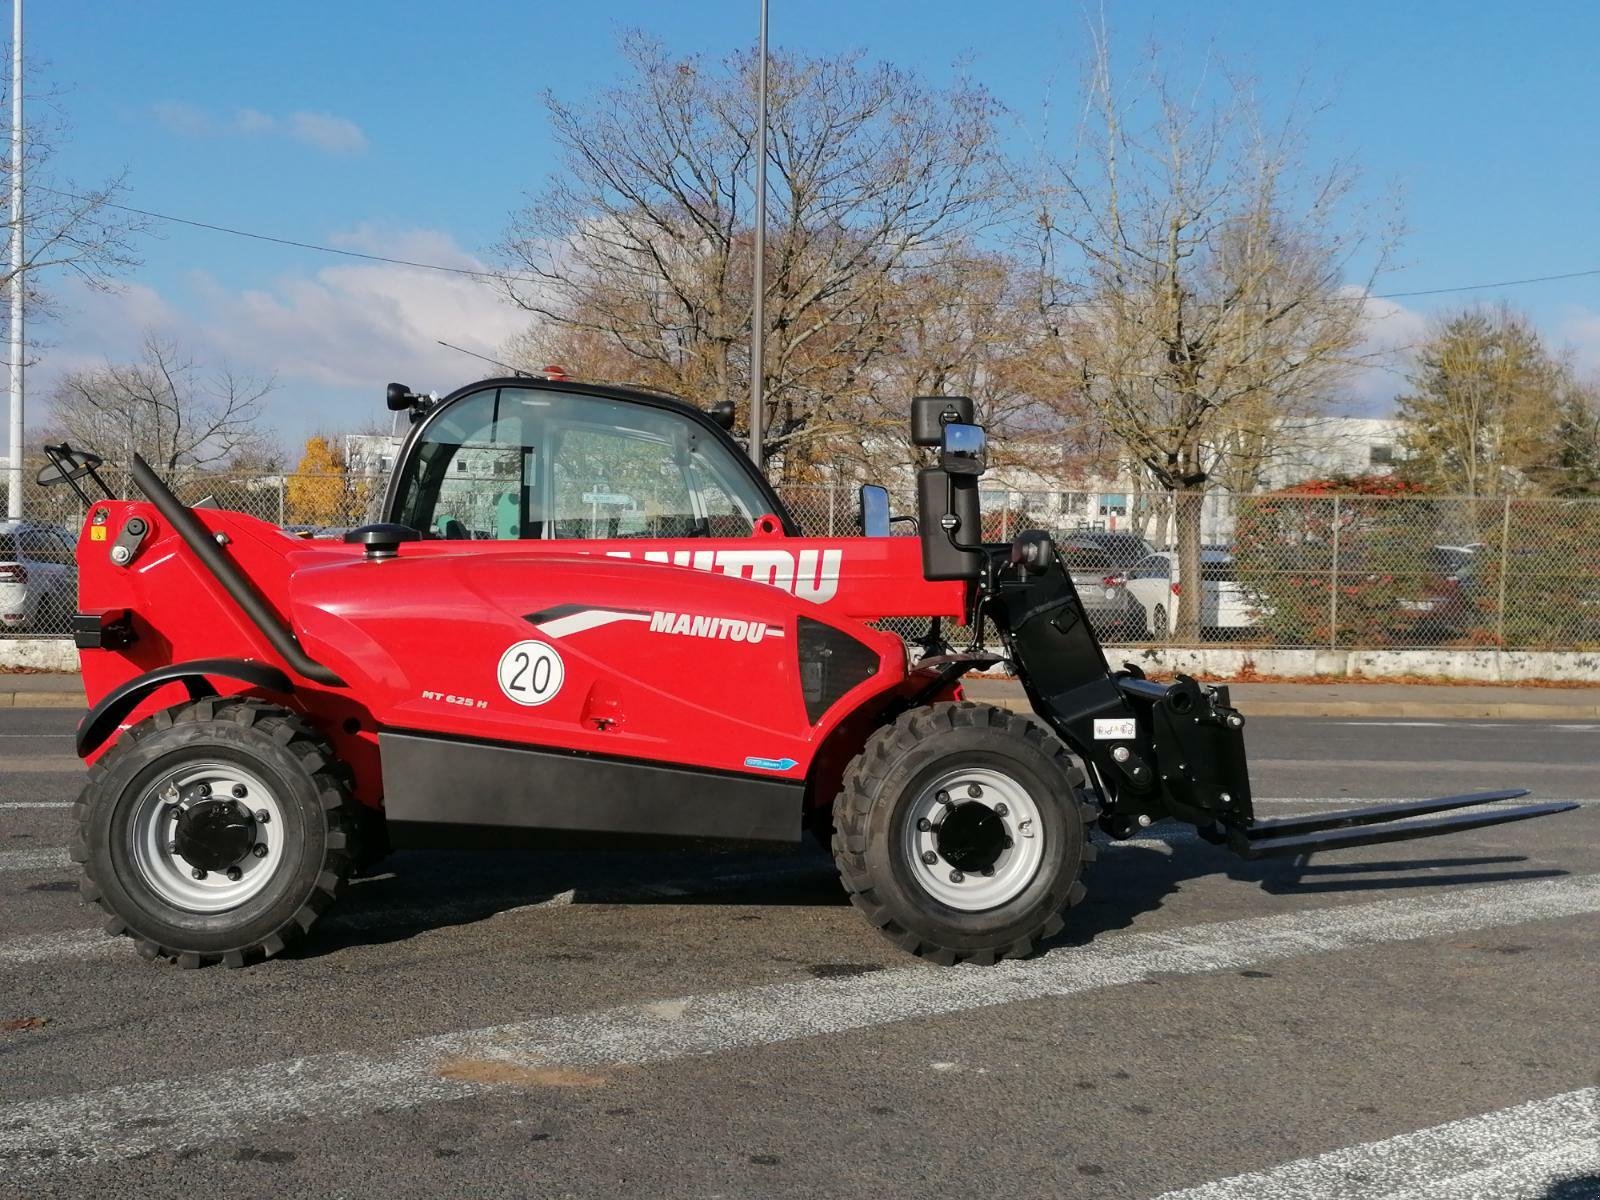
[0,639,78,672]
[1101,644,1600,683]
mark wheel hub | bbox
[172,798,257,873]
[902,768,1045,912]
[128,761,284,914]
[934,801,1007,873]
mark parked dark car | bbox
[1058,539,1146,640]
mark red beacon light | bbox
[541,364,569,381]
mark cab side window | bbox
[547,416,697,540]
[391,386,776,541]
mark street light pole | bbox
[747,0,768,471]
[5,0,21,520]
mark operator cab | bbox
[383,378,796,541]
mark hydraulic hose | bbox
[127,454,346,687]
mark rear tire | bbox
[832,702,1094,966]
[72,698,355,968]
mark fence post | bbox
[1496,494,1511,648]
[277,477,286,526]
[1329,495,1340,649]
[827,483,836,537]
[1000,495,1011,541]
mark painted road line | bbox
[0,800,71,809]
[1254,758,1599,772]
[1153,1087,1598,1199]
[1251,796,1598,807]
[0,847,71,873]
[0,755,82,773]
[0,733,76,738]
[1333,721,1600,731]
[2,873,1598,1177]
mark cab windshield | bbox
[391,386,776,541]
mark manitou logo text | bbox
[649,611,785,643]
[604,547,842,604]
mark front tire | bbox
[832,703,1094,966]
[72,698,355,968]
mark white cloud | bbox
[232,108,277,135]
[1339,291,1430,416]
[34,228,533,442]
[1557,307,1600,378]
[151,100,213,137]
[285,111,368,155]
[151,102,368,156]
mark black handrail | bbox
[127,454,346,687]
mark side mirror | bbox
[859,484,891,537]
[940,423,987,476]
[707,399,736,430]
[386,382,415,412]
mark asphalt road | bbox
[0,707,1596,1199]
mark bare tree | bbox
[1029,39,1397,636]
[49,332,273,474]
[497,33,1009,476]
[0,62,148,339]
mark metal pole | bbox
[6,0,21,520]
[747,0,768,471]
[1329,495,1340,649]
[1496,494,1511,648]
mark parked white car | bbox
[0,520,79,632]
[1123,550,1257,638]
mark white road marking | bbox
[1252,796,1598,807]
[0,733,75,738]
[0,801,71,809]
[1255,758,1598,772]
[0,756,80,773]
[1,873,1597,1177]
[0,847,70,873]
[1333,721,1600,732]
[1153,1087,1599,1199]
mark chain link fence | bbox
[5,469,1598,650]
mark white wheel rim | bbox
[900,767,1045,912]
[126,759,286,913]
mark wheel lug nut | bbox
[949,870,964,883]
[935,790,951,806]
[167,841,178,855]
[226,866,242,881]
[967,784,982,798]
[1002,836,1013,849]
[232,784,247,798]
[981,868,995,877]
[254,810,270,824]
[921,850,938,865]
[195,783,210,797]
[191,868,207,880]
[916,817,932,832]
[253,844,268,858]
[994,803,1008,817]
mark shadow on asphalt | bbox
[286,832,1566,964]
[1542,1177,1600,1199]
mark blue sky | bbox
[18,0,1600,456]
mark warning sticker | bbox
[1093,717,1136,741]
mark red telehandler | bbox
[43,379,1573,968]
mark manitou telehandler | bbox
[44,379,1574,968]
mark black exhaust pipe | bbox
[128,454,346,687]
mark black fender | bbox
[75,658,293,759]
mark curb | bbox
[981,695,1600,721]
[0,692,84,709]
